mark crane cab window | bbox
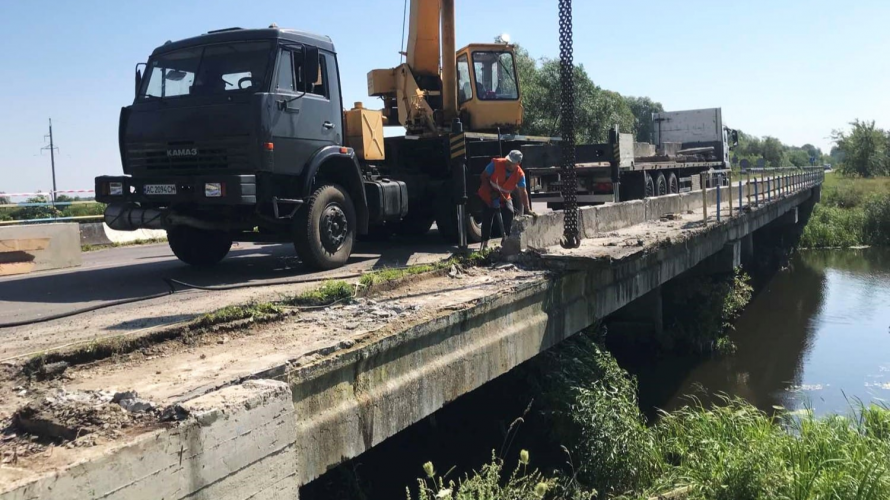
[457,54,471,104]
[471,51,518,101]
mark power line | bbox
[39,118,59,207]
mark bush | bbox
[801,204,867,248]
[534,332,657,496]
[661,269,752,354]
[863,195,890,246]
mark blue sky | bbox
[1,0,888,195]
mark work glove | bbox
[526,209,539,218]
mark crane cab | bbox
[455,43,522,132]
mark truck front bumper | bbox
[95,174,256,205]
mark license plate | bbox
[144,184,177,195]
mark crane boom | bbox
[366,0,521,135]
[406,0,441,78]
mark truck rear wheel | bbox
[667,172,679,194]
[655,173,668,196]
[294,184,356,270]
[644,173,655,198]
[167,226,232,267]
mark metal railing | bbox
[698,166,824,224]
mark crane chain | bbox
[558,0,580,248]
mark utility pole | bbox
[40,118,59,207]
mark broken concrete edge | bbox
[505,182,818,255]
[1,379,298,500]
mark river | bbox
[635,248,890,416]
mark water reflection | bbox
[634,248,890,417]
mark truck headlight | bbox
[109,182,123,196]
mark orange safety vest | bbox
[478,158,525,205]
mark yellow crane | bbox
[366,0,523,136]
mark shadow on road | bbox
[0,233,457,308]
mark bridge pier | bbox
[607,285,663,339]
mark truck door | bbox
[271,46,339,174]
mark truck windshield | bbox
[140,41,273,99]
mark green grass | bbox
[359,264,441,288]
[359,248,496,288]
[648,398,890,500]
[287,280,355,306]
[81,237,167,252]
[193,302,283,328]
[801,174,890,248]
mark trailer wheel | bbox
[644,173,655,198]
[293,184,356,270]
[167,226,232,267]
[655,173,668,196]
[667,172,679,194]
[396,208,435,237]
[435,202,482,243]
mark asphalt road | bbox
[0,234,460,327]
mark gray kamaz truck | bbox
[97,28,412,270]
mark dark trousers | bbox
[481,199,514,243]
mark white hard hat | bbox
[506,150,523,164]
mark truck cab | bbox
[96,28,406,270]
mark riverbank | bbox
[408,331,890,500]
[801,173,890,248]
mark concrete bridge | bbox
[0,169,823,500]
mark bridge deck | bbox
[0,176,821,499]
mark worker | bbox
[477,150,536,249]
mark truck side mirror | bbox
[303,45,320,91]
[731,130,739,148]
[135,63,146,98]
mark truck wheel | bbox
[667,172,679,194]
[167,226,232,267]
[655,173,668,196]
[294,184,356,270]
[644,173,655,198]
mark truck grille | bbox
[127,139,251,171]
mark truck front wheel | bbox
[167,226,232,267]
[294,184,356,270]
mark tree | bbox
[786,149,811,167]
[0,192,9,205]
[624,96,664,143]
[514,43,635,144]
[833,119,888,177]
[761,137,786,168]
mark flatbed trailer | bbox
[521,108,736,206]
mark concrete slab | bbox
[0,224,81,276]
